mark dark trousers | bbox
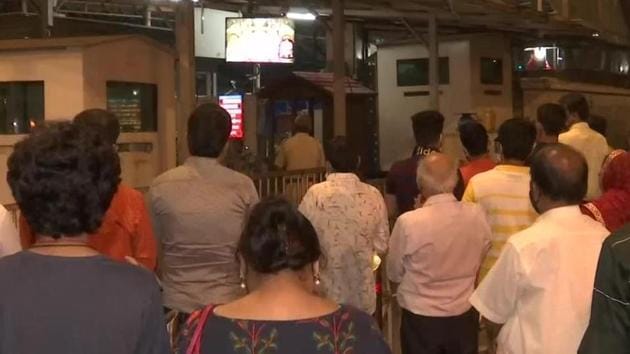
[401,307,479,354]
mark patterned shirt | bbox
[150,157,259,313]
[462,165,537,279]
[299,173,390,314]
[200,305,391,354]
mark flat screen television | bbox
[225,18,295,64]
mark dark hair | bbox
[411,110,444,147]
[536,103,567,136]
[74,109,121,145]
[7,122,120,238]
[530,143,588,204]
[559,93,589,121]
[497,118,536,161]
[188,103,232,158]
[239,197,320,274]
[325,136,358,173]
[458,120,489,157]
[588,115,607,136]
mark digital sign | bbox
[219,95,244,139]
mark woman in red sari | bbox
[581,150,630,232]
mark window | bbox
[397,57,450,87]
[481,58,503,85]
[0,81,44,134]
[106,82,157,132]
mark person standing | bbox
[559,93,610,200]
[579,222,630,353]
[388,152,491,354]
[19,109,158,269]
[581,150,630,232]
[462,118,537,280]
[275,113,325,171]
[385,111,444,218]
[299,137,389,314]
[470,144,609,354]
[534,103,567,146]
[192,198,391,354]
[0,122,169,354]
[458,119,496,188]
[150,103,259,315]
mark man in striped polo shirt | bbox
[462,118,537,280]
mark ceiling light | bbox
[286,12,316,21]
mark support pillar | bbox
[175,0,196,164]
[332,0,347,136]
[39,0,53,37]
[428,13,439,111]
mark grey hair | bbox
[416,152,459,194]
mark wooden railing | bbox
[251,168,327,206]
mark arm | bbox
[274,144,286,170]
[386,219,406,284]
[453,169,466,201]
[470,243,522,329]
[132,195,158,270]
[134,282,171,354]
[579,237,630,353]
[385,171,400,220]
[373,194,391,256]
[317,141,326,168]
[0,208,20,257]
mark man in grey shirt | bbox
[150,103,259,314]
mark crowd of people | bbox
[0,91,627,354]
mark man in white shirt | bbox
[470,143,610,354]
[559,93,609,200]
[388,152,491,354]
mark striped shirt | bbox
[462,165,537,279]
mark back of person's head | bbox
[8,122,121,238]
[601,150,630,192]
[416,152,458,196]
[496,118,536,162]
[588,115,607,137]
[559,93,589,122]
[411,110,444,147]
[188,103,232,158]
[530,143,588,204]
[325,136,358,173]
[74,109,120,146]
[458,120,489,157]
[294,113,313,134]
[239,197,321,274]
[536,103,567,137]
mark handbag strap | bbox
[185,304,215,354]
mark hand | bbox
[125,256,142,268]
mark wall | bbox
[522,77,630,149]
[82,37,177,189]
[377,39,471,169]
[0,48,84,204]
[194,8,239,59]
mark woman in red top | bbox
[19,109,157,269]
[581,150,630,232]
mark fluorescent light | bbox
[286,12,316,21]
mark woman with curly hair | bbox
[0,122,169,354]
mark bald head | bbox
[417,152,458,197]
[530,143,588,204]
[294,113,313,134]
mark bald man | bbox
[274,114,325,171]
[470,144,610,354]
[387,152,492,354]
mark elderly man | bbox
[275,113,325,171]
[387,152,491,354]
[470,144,609,354]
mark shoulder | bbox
[337,305,391,353]
[605,224,630,256]
[151,165,191,187]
